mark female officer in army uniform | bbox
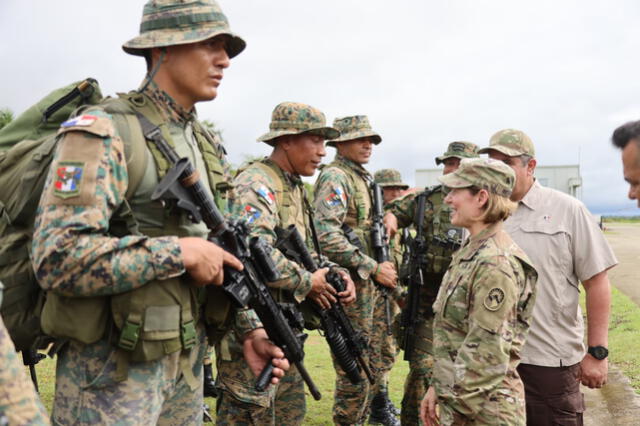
[420,158,538,426]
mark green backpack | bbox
[0,78,148,353]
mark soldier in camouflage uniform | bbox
[215,102,356,425]
[30,2,289,424]
[314,116,398,426]
[383,141,478,425]
[0,280,50,425]
[420,158,538,425]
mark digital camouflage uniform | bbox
[314,115,385,425]
[431,158,538,425]
[30,2,250,424]
[386,141,478,425]
[215,102,339,426]
[0,281,50,425]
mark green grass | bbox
[580,286,640,394]
[603,216,640,223]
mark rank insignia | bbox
[243,204,261,224]
[53,162,84,199]
[257,186,276,205]
[61,114,98,128]
[325,186,346,207]
[484,287,505,311]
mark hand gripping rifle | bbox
[275,224,374,385]
[370,182,393,335]
[141,115,321,400]
[400,189,430,361]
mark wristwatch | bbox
[588,345,609,360]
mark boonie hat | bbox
[326,115,381,147]
[257,102,339,146]
[374,169,409,189]
[435,141,479,165]
[478,129,535,157]
[123,0,246,58]
[438,158,516,198]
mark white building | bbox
[415,164,583,200]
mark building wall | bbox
[415,164,582,200]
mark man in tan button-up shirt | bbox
[479,129,617,426]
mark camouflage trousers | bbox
[372,288,400,389]
[401,345,435,426]
[332,278,383,425]
[50,327,207,425]
[215,344,306,425]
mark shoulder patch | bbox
[484,287,505,311]
[256,185,276,205]
[53,161,85,199]
[325,186,347,208]
[58,115,115,138]
[242,204,262,224]
[61,114,97,127]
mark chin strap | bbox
[138,49,166,93]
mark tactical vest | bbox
[327,156,373,257]
[39,92,231,382]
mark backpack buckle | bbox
[117,319,141,351]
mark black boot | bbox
[203,363,219,398]
[202,403,213,423]
[369,392,400,426]
[382,390,400,416]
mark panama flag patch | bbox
[257,186,276,205]
[53,162,84,199]
[325,186,346,207]
[61,114,98,128]
[243,204,261,224]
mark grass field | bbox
[29,285,640,422]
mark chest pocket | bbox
[518,221,573,285]
[435,271,468,330]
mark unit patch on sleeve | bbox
[256,185,276,205]
[53,161,85,199]
[483,287,505,311]
[61,115,98,128]
[242,204,262,224]
[325,186,347,208]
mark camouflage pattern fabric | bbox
[122,0,246,58]
[314,154,384,424]
[401,344,435,426]
[0,282,50,425]
[326,115,382,146]
[373,168,408,189]
[478,128,536,157]
[435,141,479,165]
[431,223,538,425]
[31,83,231,422]
[215,159,312,425]
[257,102,339,145]
[438,158,516,198]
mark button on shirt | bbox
[504,180,617,367]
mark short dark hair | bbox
[612,120,640,150]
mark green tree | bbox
[0,108,13,131]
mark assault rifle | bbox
[143,115,321,400]
[275,224,374,385]
[370,182,393,335]
[399,190,429,361]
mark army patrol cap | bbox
[478,129,536,157]
[435,141,480,165]
[326,115,382,147]
[257,102,340,146]
[374,169,409,189]
[438,158,516,198]
[123,0,246,58]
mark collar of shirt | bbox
[459,221,502,260]
[141,81,196,124]
[518,179,543,211]
[264,158,303,188]
[335,154,372,181]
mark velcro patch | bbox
[484,287,505,311]
[61,114,97,128]
[257,186,275,205]
[53,161,84,199]
[242,204,262,224]
[325,186,346,207]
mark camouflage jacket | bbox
[431,222,537,425]
[313,154,377,279]
[0,282,50,425]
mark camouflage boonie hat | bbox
[438,158,516,198]
[435,141,479,165]
[326,115,382,147]
[123,0,246,58]
[478,129,536,157]
[257,102,339,146]
[374,169,409,189]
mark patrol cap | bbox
[438,158,516,198]
[123,0,246,58]
[478,129,536,157]
[435,141,479,165]
[326,115,382,147]
[374,169,409,189]
[257,102,339,146]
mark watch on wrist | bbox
[588,345,609,360]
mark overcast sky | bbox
[2,0,640,214]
